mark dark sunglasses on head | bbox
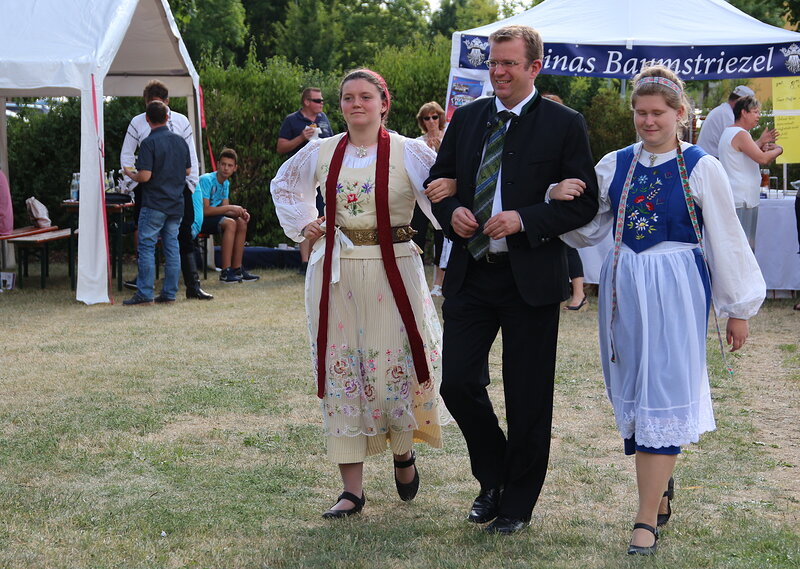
[309,98,324,104]
[422,115,439,121]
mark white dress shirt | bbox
[484,88,537,252]
[120,107,199,192]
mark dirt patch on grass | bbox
[735,327,800,513]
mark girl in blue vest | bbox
[551,65,765,555]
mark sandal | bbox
[394,450,420,501]
[627,522,659,555]
[564,297,587,311]
[657,476,674,526]
[321,491,366,519]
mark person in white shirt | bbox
[696,85,776,158]
[718,95,783,250]
[120,80,212,300]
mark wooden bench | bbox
[7,228,73,289]
[1,225,60,272]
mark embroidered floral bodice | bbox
[609,150,703,254]
[315,134,416,229]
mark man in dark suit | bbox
[426,25,599,534]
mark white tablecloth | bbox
[578,197,800,291]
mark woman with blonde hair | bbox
[551,65,765,554]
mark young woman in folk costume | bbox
[270,69,453,518]
[551,65,765,554]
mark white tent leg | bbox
[0,99,16,270]
[0,97,7,171]
[76,84,110,304]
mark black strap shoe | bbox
[394,450,419,501]
[321,491,366,519]
[657,477,674,526]
[468,487,501,523]
[627,522,659,555]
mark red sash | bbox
[315,129,431,399]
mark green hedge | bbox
[6,46,656,246]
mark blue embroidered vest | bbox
[609,144,706,253]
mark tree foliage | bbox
[199,55,343,245]
[430,0,499,38]
[369,36,453,138]
[583,88,636,163]
[170,0,248,64]
[273,0,430,73]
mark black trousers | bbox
[178,186,194,255]
[440,257,560,520]
[565,245,584,280]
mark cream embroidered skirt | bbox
[305,240,450,463]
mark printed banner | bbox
[458,35,800,80]
[446,76,485,122]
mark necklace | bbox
[648,152,658,167]
[355,145,367,158]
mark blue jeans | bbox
[137,207,182,300]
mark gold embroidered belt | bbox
[339,225,417,246]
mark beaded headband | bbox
[635,76,682,95]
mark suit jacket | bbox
[428,94,599,306]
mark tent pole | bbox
[0,97,7,172]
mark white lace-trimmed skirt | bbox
[598,241,716,449]
[304,240,450,461]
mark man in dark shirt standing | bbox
[276,87,333,157]
[123,101,191,305]
[277,87,333,274]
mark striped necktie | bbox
[467,110,515,259]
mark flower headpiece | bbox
[635,76,682,95]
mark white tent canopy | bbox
[0,0,203,304]
[446,0,800,118]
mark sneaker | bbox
[220,267,242,284]
[123,278,138,291]
[154,294,176,304]
[123,293,154,306]
[234,267,260,282]
[430,284,443,297]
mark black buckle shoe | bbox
[321,491,366,519]
[627,522,659,555]
[657,477,674,526]
[394,450,419,501]
[468,487,501,523]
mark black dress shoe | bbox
[657,477,674,526]
[321,491,366,519]
[186,285,214,300]
[485,516,530,535]
[627,522,658,555]
[467,487,501,523]
[394,450,419,501]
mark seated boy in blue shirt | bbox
[198,148,258,283]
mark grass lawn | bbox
[0,262,798,568]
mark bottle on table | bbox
[70,173,79,201]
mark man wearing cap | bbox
[696,85,776,157]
